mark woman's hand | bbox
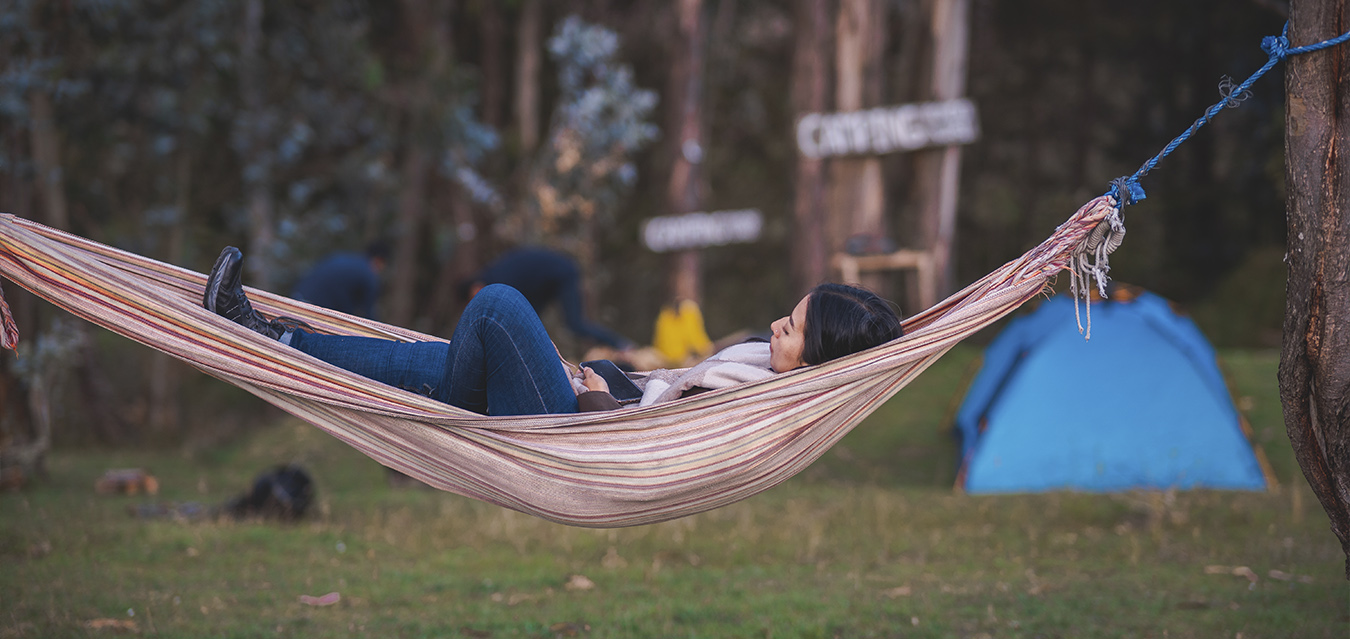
[581,367,610,394]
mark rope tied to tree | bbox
[1107,22,1350,209]
[1071,21,1350,338]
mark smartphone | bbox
[580,359,644,403]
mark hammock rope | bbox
[1078,21,1350,334]
[1108,21,1350,208]
[0,22,1346,527]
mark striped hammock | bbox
[0,196,1121,527]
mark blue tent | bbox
[954,290,1270,494]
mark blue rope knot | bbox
[1108,176,1147,207]
[1261,34,1290,59]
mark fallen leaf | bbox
[565,574,595,591]
[299,592,340,606]
[549,621,590,636]
[881,586,912,598]
[83,618,139,632]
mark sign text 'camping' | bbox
[797,99,979,159]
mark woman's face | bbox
[769,294,811,373]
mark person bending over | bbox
[290,242,389,320]
[462,247,634,350]
[205,247,903,416]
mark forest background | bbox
[0,0,1294,449]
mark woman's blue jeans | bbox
[287,284,579,415]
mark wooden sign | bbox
[796,98,978,159]
[642,209,763,252]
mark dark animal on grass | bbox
[222,464,314,521]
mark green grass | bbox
[3,346,1347,637]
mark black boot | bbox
[203,247,285,340]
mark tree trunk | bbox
[386,0,452,328]
[515,0,543,156]
[913,0,969,305]
[426,183,476,335]
[478,0,505,130]
[389,144,430,328]
[147,155,192,438]
[27,92,68,231]
[239,0,275,290]
[791,0,831,296]
[666,0,707,304]
[828,0,887,291]
[1278,0,1350,579]
[508,0,543,243]
[29,88,127,444]
[820,0,885,264]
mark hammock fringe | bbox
[1067,198,1127,338]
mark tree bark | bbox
[667,0,707,304]
[29,88,127,444]
[828,0,887,290]
[426,183,476,334]
[791,0,831,296]
[27,92,68,231]
[477,0,505,130]
[515,0,543,156]
[386,0,452,328]
[147,154,192,438]
[239,0,275,290]
[913,0,970,305]
[1279,0,1350,578]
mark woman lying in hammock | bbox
[204,247,903,415]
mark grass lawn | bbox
[3,345,1347,638]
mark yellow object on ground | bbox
[653,299,714,366]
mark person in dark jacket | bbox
[291,243,388,319]
[464,247,634,350]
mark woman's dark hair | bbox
[800,283,904,366]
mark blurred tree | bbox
[517,16,657,284]
[1,0,497,440]
[238,0,275,290]
[368,0,498,329]
[913,0,970,300]
[828,0,888,290]
[2,318,86,484]
[665,0,707,304]
[790,0,831,297]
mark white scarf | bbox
[637,341,775,406]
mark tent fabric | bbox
[954,291,1271,494]
[0,196,1118,527]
